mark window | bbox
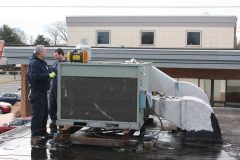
[9,94,17,98]
[17,94,21,99]
[97,31,110,44]
[226,80,240,107]
[9,120,22,126]
[187,31,201,46]
[141,31,155,45]
[3,94,10,98]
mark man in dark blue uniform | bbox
[28,45,56,137]
[49,48,66,132]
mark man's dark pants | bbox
[29,90,48,136]
[49,89,57,123]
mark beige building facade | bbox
[66,16,237,49]
[66,16,240,107]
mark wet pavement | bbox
[0,107,239,160]
[0,76,20,94]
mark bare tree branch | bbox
[45,21,67,45]
[56,21,68,42]
[14,28,27,44]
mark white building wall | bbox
[67,26,235,48]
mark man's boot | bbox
[49,122,57,134]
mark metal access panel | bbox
[57,62,151,130]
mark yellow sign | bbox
[72,55,81,61]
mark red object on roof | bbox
[0,40,4,59]
[0,126,15,134]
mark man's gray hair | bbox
[34,45,45,55]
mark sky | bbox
[1,0,240,42]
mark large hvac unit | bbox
[57,62,151,130]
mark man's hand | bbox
[49,72,56,79]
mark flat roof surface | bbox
[0,108,239,160]
[66,16,237,27]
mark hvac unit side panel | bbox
[60,76,138,122]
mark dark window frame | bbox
[96,31,111,45]
[140,31,155,46]
[186,31,202,47]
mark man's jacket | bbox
[49,60,66,95]
[28,54,50,92]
